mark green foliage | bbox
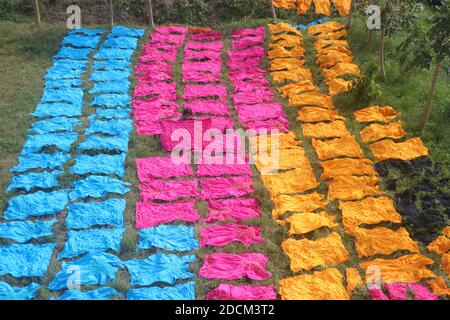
[0,0,13,19]
[350,62,383,104]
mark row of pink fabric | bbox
[200,175,254,200]
[189,32,222,41]
[232,26,265,39]
[200,224,264,247]
[185,41,223,52]
[205,284,277,300]
[139,179,199,202]
[136,156,193,180]
[134,82,177,99]
[370,283,438,300]
[184,100,230,116]
[184,49,222,61]
[183,84,228,100]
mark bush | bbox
[0,0,13,19]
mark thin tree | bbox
[109,0,114,26]
[33,0,41,27]
[148,0,155,28]
[269,0,277,22]
[346,0,355,28]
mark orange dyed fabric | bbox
[271,34,303,46]
[360,121,407,143]
[331,0,352,16]
[427,277,450,296]
[255,147,311,172]
[261,167,319,196]
[360,254,435,284]
[312,136,364,160]
[249,132,301,155]
[316,51,352,68]
[297,107,345,123]
[353,106,399,123]
[314,39,349,51]
[268,46,305,59]
[272,192,326,218]
[320,158,377,180]
[288,92,334,109]
[270,58,305,71]
[441,252,450,275]
[302,120,351,139]
[272,0,296,9]
[278,80,319,98]
[308,21,344,36]
[313,0,332,16]
[322,62,360,80]
[326,76,354,95]
[268,23,301,35]
[427,236,450,255]
[328,175,382,201]
[340,196,402,231]
[271,69,313,83]
[282,211,338,235]
[346,268,364,294]
[282,233,349,272]
[296,0,312,15]
[370,137,429,162]
[280,268,349,300]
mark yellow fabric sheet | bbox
[270,34,303,46]
[346,268,364,294]
[314,39,349,51]
[255,147,311,173]
[280,268,350,300]
[360,254,435,284]
[261,167,319,196]
[316,51,352,68]
[302,120,351,139]
[288,92,334,109]
[282,211,338,235]
[351,227,420,258]
[272,0,296,9]
[268,46,305,60]
[427,236,450,255]
[297,107,345,123]
[320,158,377,180]
[339,196,402,231]
[427,277,450,296]
[308,21,344,36]
[278,80,319,98]
[360,121,407,143]
[312,136,364,160]
[271,69,313,83]
[331,0,352,16]
[270,58,305,71]
[322,62,360,80]
[317,44,353,56]
[296,0,312,15]
[249,132,301,155]
[370,137,429,162]
[326,77,354,95]
[312,0,332,16]
[328,175,382,201]
[272,192,327,218]
[315,29,348,40]
[444,227,450,238]
[441,252,450,275]
[282,233,349,271]
[268,23,301,35]
[353,106,399,123]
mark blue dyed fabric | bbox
[71,153,126,177]
[0,219,57,243]
[58,228,125,259]
[94,48,134,61]
[52,288,121,300]
[109,26,145,38]
[45,67,85,80]
[95,108,131,119]
[31,117,82,134]
[21,132,78,155]
[89,80,131,94]
[3,190,69,220]
[77,134,129,152]
[49,252,124,290]
[10,152,71,173]
[41,88,84,104]
[32,103,83,118]
[138,226,198,252]
[92,94,131,107]
[54,47,93,60]
[103,37,139,50]
[45,78,83,89]
[124,253,195,286]
[0,244,56,277]
[126,282,195,300]
[85,119,133,136]
[69,28,104,36]
[93,60,130,71]
[0,282,41,300]
[69,175,130,200]
[52,59,89,70]
[66,199,125,229]
[62,35,102,48]
[89,69,131,82]
[7,170,62,192]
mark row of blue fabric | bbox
[0,28,104,300]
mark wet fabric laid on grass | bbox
[96,108,131,119]
[70,153,126,177]
[52,287,121,300]
[32,102,83,118]
[94,48,135,61]
[4,190,69,220]
[297,106,345,122]
[249,132,302,155]
[0,282,41,300]
[135,201,200,228]
[30,117,82,134]
[427,236,450,255]
[200,224,264,247]
[196,158,252,177]
[65,199,125,229]
[327,175,382,201]
[319,158,377,180]
[136,157,193,180]
[205,284,277,300]
[370,137,429,162]
[281,211,337,235]
[312,136,365,160]
[10,152,70,174]
[92,94,131,108]
[282,233,349,272]
[254,147,311,173]
[6,170,62,192]
[21,132,78,155]
[0,243,55,277]
[58,228,125,259]
[302,120,351,139]
[205,198,262,223]
[138,179,199,202]
[261,167,319,196]
[77,134,129,152]
[126,282,195,300]
[280,268,349,300]
[346,268,364,294]
[353,106,400,123]
[69,175,130,200]
[360,121,407,143]
[125,253,195,286]
[54,47,92,60]
[199,253,272,281]
[199,176,254,200]
[427,277,450,296]
[0,219,57,243]
[271,192,326,218]
[138,225,198,252]
[89,80,131,94]
[184,100,230,116]
[49,252,124,290]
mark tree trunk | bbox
[148,0,155,28]
[380,24,387,81]
[368,30,373,52]
[421,63,441,130]
[269,0,277,22]
[346,0,354,29]
[33,0,41,27]
[109,0,114,26]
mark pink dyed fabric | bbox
[369,285,389,300]
[205,284,277,300]
[185,41,223,52]
[232,36,265,50]
[197,116,234,132]
[205,198,262,223]
[184,49,222,61]
[201,132,246,155]
[243,118,290,133]
[134,82,177,99]
[199,253,272,280]
[133,107,179,122]
[138,179,199,202]
[182,70,220,83]
[189,32,222,41]
[183,84,227,100]
[183,61,222,73]
[385,283,408,300]
[200,224,264,247]
[135,61,173,74]
[133,99,179,111]
[370,283,438,300]
[184,100,230,116]
[136,157,193,181]
[232,26,265,39]
[150,33,185,45]
[135,201,200,228]
[196,156,251,177]
[139,50,178,63]
[200,176,253,199]
[235,103,285,122]
[232,91,275,105]
[408,284,438,300]
[156,25,188,35]
[228,46,265,60]
[137,72,172,82]
[160,118,213,152]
